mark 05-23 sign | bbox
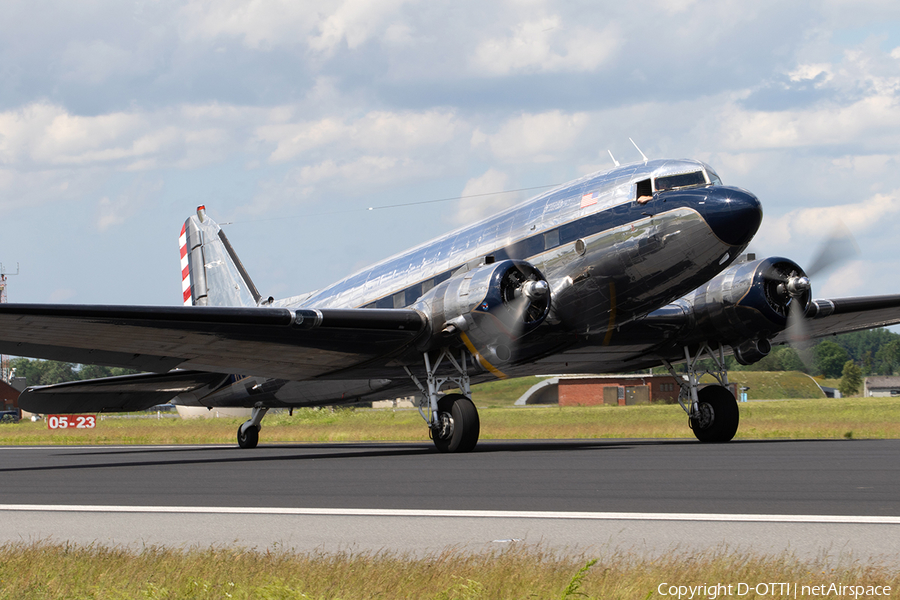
[47,415,96,430]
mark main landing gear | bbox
[237,403,269,449]
[662,342,739,443]
[405,348,480,453]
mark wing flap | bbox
[0,304,428,381]
[18,370,231,414]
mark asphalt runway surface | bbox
[2,438,899,563]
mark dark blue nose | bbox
[658,186,762,247]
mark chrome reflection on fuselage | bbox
[275,159,762,358]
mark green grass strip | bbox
[3,397,900,446]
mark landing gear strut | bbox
[405,348,480,453]
[237,403,269,449]
[663,342,739,443]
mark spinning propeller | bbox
[776,223,859,366]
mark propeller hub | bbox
[785,276,810,298]
[521,279,550,301]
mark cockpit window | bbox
[706,169,722,185]
[654,171,707,192]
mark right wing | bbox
[19,370,230,413]
[0,304,428,381]
[770,295,900,344]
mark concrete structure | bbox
[863,376,900,397]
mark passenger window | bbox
[636,179,652,204]
[544,229,559,250]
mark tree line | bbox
[9,358,138,387]
[730,328,900,379]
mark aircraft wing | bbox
[770,294,900,344]
[19,370,231,413]
[0,304,428,381]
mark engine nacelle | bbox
[677,257,810,364]
[416,259,551,359]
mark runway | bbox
[2,439,899,563]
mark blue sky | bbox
[2,0,900,306]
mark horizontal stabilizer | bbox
[19,370,231,414]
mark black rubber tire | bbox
[237,425,260,449]
[432,394,480,453]
[690,385,739,443]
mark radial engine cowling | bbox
[679,257,810,365]
[417,259,551,360]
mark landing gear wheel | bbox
[690,385,739,443]
[432,394,480,453]
[237,425,259,449]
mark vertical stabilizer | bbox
[179,206,262,307]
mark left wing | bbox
[0,304,428,381]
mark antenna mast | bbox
[0,263,19,383]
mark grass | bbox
[710,371,826,399]
[5,396,900,445]
[0,542,896,599]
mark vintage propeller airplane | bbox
[4,157,900,451]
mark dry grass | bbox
[0,542,896,599]
[4,397,900,446]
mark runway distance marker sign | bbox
[47,415,96,430]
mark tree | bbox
[9,358,76,385]
[839,360,863,397]
[875,339,900,375]
[776,346,807,372]
[9,358,138,385]
[815,340,851,378]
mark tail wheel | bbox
[237,425,259,449]
[433,394,480,453]
[690,385,739,443]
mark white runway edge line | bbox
[1,505,899,525]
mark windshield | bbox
[654,171,707,192]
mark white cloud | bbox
[0,102,251,171]
[452,168,513,224]
[179,0,414,54]
[756,191,900,247]
[471,18,620,75]
[60,39,136,84]
[257,110,461,163]
[473,111,591,163]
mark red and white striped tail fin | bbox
[179,222,192,306]
[179,205,262,308]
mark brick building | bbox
[558,374,682,406]
[0,380,22,412]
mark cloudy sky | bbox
[2,0,900,307]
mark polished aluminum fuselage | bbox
[190,158,762,407]
[281,159,750,335]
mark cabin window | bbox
[635,179,652,204]
[393,291,406,308]
[544,229,559,250]
[422,279,434,293]
[654,171,707,192]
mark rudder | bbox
[179,205,263,307]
